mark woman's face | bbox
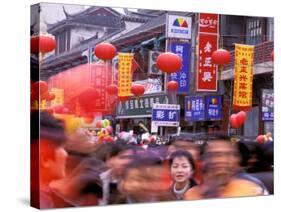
[171,156,193,183]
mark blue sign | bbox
[262,89,274,121]
[152,104,180,127]
[206,95,222,120]
[185,96,205,121]
[169,42,190,94]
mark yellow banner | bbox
[118,53,133,97]
[50,88,64,106]
[233,44,254,110]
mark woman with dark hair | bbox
[169,150,197,200]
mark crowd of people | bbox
[31,111,274,209]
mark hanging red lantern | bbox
[30,34,56,54]
[94,42,116,60]
[167,81,179,91]
[131,84,145,97]
[118,96,130,102]
[78,87,99,111]
[32,81,48,96]
[271,51,274,61]
[237,111,247,126]
[230,114,239,128]
[107,84,118,95]
[211,48,231,65]
[156,52,182,73]
[256,135,265,144]
[46,92,56,101]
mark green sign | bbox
[116,93,168,118]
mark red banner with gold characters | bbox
[197,13,219,92]
[118,53,134,97]
[233,44,254,111]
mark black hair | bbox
[168,150,195,170]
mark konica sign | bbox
[166,15,192,39]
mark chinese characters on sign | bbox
[199,13,219,34]
[169,42,190,94]
[261,89,274,121]
[197,13,219,92]
[118,53,134,97]
[233,44,254,111]
[206,95,222,120]
[185,96,205,121]
[116,94,168,118]
[90,64,108,110]
[152,104,180,127]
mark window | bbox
[246,17,265,45]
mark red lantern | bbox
[167,81,179,91]
[230,114,239,128]
[32,81,48,96]
[237,111,247,126]
[78,87,99,111]
[256,135,265,144]
[131,84,145,97]
[118,96,130,102]
[156,52,182,73]
[107,84,118,95]
[30,34,56,54]
[94,42,116,60]
[271,51,274,61]
[211,48,231,65]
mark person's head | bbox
[104,142,136,177]
[169,150,195,184]
[168,137,200,161]
[32,111,68,182]
[50,157,107,206]
[120,156,171,202]
[202,135,240,185]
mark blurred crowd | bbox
[31,111,273,209]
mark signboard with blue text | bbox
[152,104,180,127]
[169,42,190,94]
[206,95,222,120]
[166,15,192,39]
[185,96,205,121]
[261,89,274,121]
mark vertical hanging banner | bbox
[118,53,134,97]
[169,42,191,94]
[199,13,219,34]
[197,13,219,92]
[233,44,254,111]
[90,64,108,111]
[206,95,222,120]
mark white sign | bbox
[166,15,192,39]
[133,78,162,94]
